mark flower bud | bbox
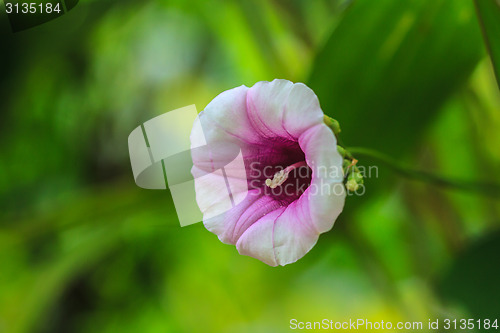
[324,115,341,137]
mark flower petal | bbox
[246,79,295,140]
[299,123,346,233]
[194,85,258,146]
[282,83,325,138]
[235,208,285,266]
[203,190,282,245]
[235,195,320,266]
[246,79,325,140]
[272,197,320,266]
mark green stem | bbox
[347,147,500,198]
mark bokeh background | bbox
[1,0,500,332]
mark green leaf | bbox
[439,230,500,318]
[308,0,484,157]
[474,0,500,89]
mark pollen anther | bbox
[265,161,307,188]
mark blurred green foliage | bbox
[0,0,499,332]
[474,0,500,87]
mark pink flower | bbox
[191,79,345,266]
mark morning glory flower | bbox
[191,79,346,266]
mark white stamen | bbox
[265,161,308,188]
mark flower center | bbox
[265,161,308,189]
